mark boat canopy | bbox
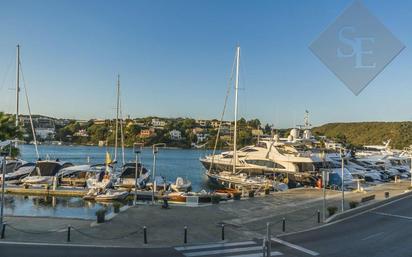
[34,161,73,176]
[120,162,147,178]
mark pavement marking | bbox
[225,251,283,257]
[361,232,384,241]
[175,241,256,251]
[372,211,412,220]
[271,238,319,256]
[183,246,263,257]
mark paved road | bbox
[2,194,412,257]
[274,194,412,257]
[0,242,182,257]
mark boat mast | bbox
[15,45,20,147]
[233,45,240,173]
[114,74,120,161]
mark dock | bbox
[4,185,87,197]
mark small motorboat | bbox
[146,176,171,191]
[215,188,241,198]
[170,177,192,192]
[95,190,129,202]
[2,161,35,184]
[21,160,73,186]
[166,192,186,202]
[83,188,99,201]
[114,162,150,189]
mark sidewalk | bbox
[2,180,410,247]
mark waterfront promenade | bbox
[2,180,411,247]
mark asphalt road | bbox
[275,194,412,257]
[2,194,412,257]
[0,243,183,257]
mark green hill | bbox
[312,122,412,149]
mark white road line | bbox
[175,241,256,251]
[183,246,262,257]
[225,251,283,257]
[271,238,319,256]
[372,211,412,220]
[361,232,384,241]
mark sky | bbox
[0,0,411,128]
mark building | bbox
[93,119,107,125]
[151,118,166,128]
[169,130,182,140]
[192,127,204,134]
[140,128,156,138]
[36,128,56,140]
[196,133,208,143]
[74,129,89,137]
[252,129,264,137]
[195,119,208,127]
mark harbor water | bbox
[4,144,214,219]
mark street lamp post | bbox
[340,148,345,213]
[320,151,327,222]
[133,143,143,205]
[152,143,166,204]
[0,145,8,227]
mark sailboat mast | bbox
[114,74,120,161]
[15,44,20,147]
[233,46,240,173]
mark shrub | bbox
[349,201,359,209]
[113,202,122,213]
[211,195,221,204]
[95,208,107,223]
[327,206,338,217]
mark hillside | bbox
[312,122,412,149]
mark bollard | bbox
[143,226,147,244]
[67,226,71,242]
[385,192,389,198]
[266,222,271,257]
[184,226,187,244]
[1,223,6,239]
[221,224,225,241]
[282,218,286,232]
[317,210,321,223]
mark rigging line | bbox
[208,48,237,174]
[119,90,125,166]
[0,53,15,92]
[19,60,40,159]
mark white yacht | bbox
[201,130,327,187]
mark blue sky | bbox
[0,0,411,128]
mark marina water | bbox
[4,144,213,219]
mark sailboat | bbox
[1,45,40,184]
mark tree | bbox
[247,119,261,129]
[0,112,23,157]
[0,112,22,141]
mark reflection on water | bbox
[4,195,120,220]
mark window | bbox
[245,159,285,169]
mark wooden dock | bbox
[4,186,87,197]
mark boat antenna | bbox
[207,47,236,174]
[19,49,40,159]
[233,45,240,174]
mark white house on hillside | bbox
[169,130,182,140]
